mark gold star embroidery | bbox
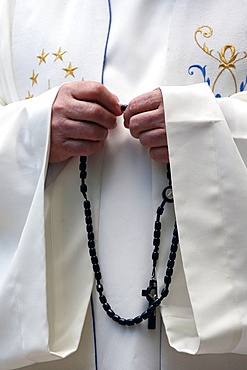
[37,49,49,64]
[63,62,78,78]
[29,70,39,86]
[25,91,34,99]
[53,47,67,62]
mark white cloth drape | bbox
[162,83,247,354]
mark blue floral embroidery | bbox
[188,64,210,85]
[188,64,222,97]
[240,76,247,92]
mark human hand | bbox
[50,81,122,163]
[123,88,168,163]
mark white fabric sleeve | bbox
[0,88,93,369]
[217,93,247,167]
[160,83,247,355]
[0,89,55,369]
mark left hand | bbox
[123,88,169,163]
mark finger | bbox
[139,128,167,148]
[56,119,108,141]
[68,81,122,116]
[54,99,118,130]
[49,138,104,163]
[128,109,165,138]
[62,138,104,157]
[149,146,169,164]
[124,89,162,127]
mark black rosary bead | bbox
[118,318,127,326]
[171,243,178,253]
[87,224,93,233]
[164,276,171,285]
[166,267,173,277]
[103,303,111,312]
[112,314,121,323]
[141,310,149,320]
[93,264,100,273]
[166,163,171,177]
[80,184,87,194]
[126,319,135,326]
[167,259,174,268]
[88,232,94,241]
[84,208,91,217]
[79,164,86,174]
[172,235,179,244]
[79,161,86,170]
[152,251,159,262]
[84,200,91,209]
[89,248,96,257]
[161,288,169,298]
[96,284,103,294]
[79,167,86,176]
[120,104,128,111]
[155,221,161,231]
[88,240,95,248]
[99,295,107,304]
[95,271,102,281]
[80,170,87,180]
[133,315,143,324]
[153,238,160,247]
[107,309,115,318]
[85,216,92,225]
[169,251,176,261]
[91,256,98,264]
[154,230,161,238]
[157,205,164,216]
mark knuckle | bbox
[52,100,65,117]
[52,95,69,118]
[139,135,148,147]
[51,110,68,132]
[129,116,140,137]
[128,97,139,115]
[75,121,108,142]
[91,82,104,100]
[90,103,103,119]
[57,82,74,97]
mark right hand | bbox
[49,81,122,163]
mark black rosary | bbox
[79,156,179,330]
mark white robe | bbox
[1,0,247,369]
